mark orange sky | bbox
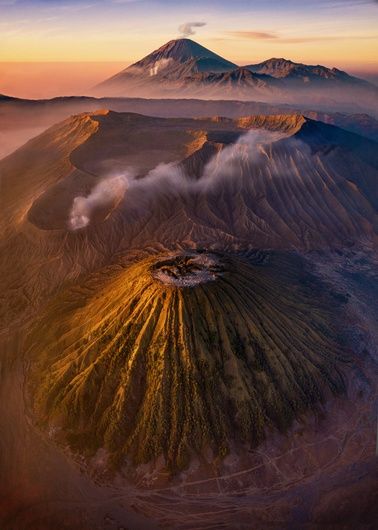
[0,62,126,99]
[0,0,377,98]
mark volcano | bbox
[1,110,377,346]
[95,38,378,108]
[1,105,377,528]
[95,38,243,97]
[28,250,347,472]
[124,38,237,74]
[4,111,374,251]
[245,58,371,87]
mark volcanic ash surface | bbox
[151,252,224,287]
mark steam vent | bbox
[29,251,346,472]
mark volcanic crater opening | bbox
[150,251,225,287]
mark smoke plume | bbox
[145,129,284,191]
[201,129,284,186]
[178,21,206,37]
[138,130,284,193]
[68,174,131,230]
[67,129,308,230]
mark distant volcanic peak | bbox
[255,57,296,68]
[114,38,238,82]
[94,37,376,99]
[241,59,373,90]
[135,38,237,68]
[245,57,354,81]
[29,251,347,473]
[96,38,238,90]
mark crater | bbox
[151,251,225,286]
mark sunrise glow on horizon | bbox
[1,0,377,98]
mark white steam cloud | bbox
[67,129,298,231]
[142,162,188,187]
[149,58,173,76]
[69,174,131,230]
[178,21,206,37]
[201,129,284,186]
[135,129,285,194]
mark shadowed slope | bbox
[28,251,347,473]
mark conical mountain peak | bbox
[28,251,346,473]
[95,36,375,102]
[130,37,237,71]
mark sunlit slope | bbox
[28,251,347,472]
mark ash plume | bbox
[68,173,131,230]
[178,21,206,37]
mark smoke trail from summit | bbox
[178,21,206,37]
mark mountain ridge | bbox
[95,38,378,105]
[245,57,370,86]
[1,110,376,252]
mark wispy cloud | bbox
[278,35,378,43]
[229,30,378,44]
[228,31,277,40]
[320,0,377,7]
[178,21,207,38]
